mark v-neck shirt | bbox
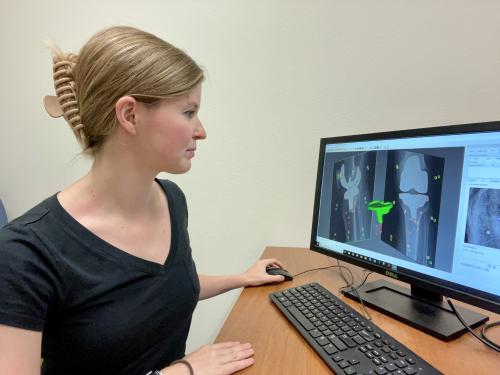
[0,179,200,374]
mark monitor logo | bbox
[385,270,398,279]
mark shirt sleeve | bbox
[0,225,60,331]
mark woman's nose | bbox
[194,120,207,140]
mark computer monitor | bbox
[310,120,500,341]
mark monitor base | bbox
[342,279,489,341]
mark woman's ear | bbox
[115,96,138,135]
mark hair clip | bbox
[43,95,64,118]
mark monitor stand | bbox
[342,279,489,341]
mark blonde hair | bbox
[47,26,204,155]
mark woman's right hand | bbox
[167,341,255,375]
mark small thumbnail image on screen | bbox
[465,187,500,250]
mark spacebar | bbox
[287,306,314,331]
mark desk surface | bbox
[215,247,500,374]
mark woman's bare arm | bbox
[0,324,42,375]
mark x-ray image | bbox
[465,188,500,250]
[329,152,376,242]
[321,146,464,272]
[382,151,444,266]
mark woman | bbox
[0,26,285,375]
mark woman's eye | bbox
[184,110,195,118]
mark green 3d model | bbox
[368,200,394,224]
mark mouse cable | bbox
[336,258,373,321]
[446,298,500,352]
[291,264,353,279]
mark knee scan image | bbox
[330,152,376,243]
[328,150,446,269]
[382,151,443,267]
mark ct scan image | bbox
[382,151,444,267]
[465,187,500,250]
[329,151,376,243]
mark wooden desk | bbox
[215,247,500,374]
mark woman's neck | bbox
[59,140,162,219]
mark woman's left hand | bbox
[243,258,287,286]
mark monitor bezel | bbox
[310,120,500,313]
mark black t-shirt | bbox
[0,179,200,374]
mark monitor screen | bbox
[310,121,500,338]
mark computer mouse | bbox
[266,266,293,281]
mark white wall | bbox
[1,0,499,353]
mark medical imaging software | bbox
[315,132,500,297]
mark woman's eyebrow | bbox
[186,102,199,109]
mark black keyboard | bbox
[270,283,442,375]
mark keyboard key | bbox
[404,368,417,375]
[375,367,387,375]
[347,330,357,337]
[316,336,329,346]
[338,360,350,369]
[323,343,337,355]
[287,306,315,331]
[385,363,398,372]
[345,367,357,375]
[328,334,348,351]
[339,334,357,348]
[309,329,321,338]
[360,330,375,341]
[352,335,366,345]
[395,359,408,368]
[332,354,343,362]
